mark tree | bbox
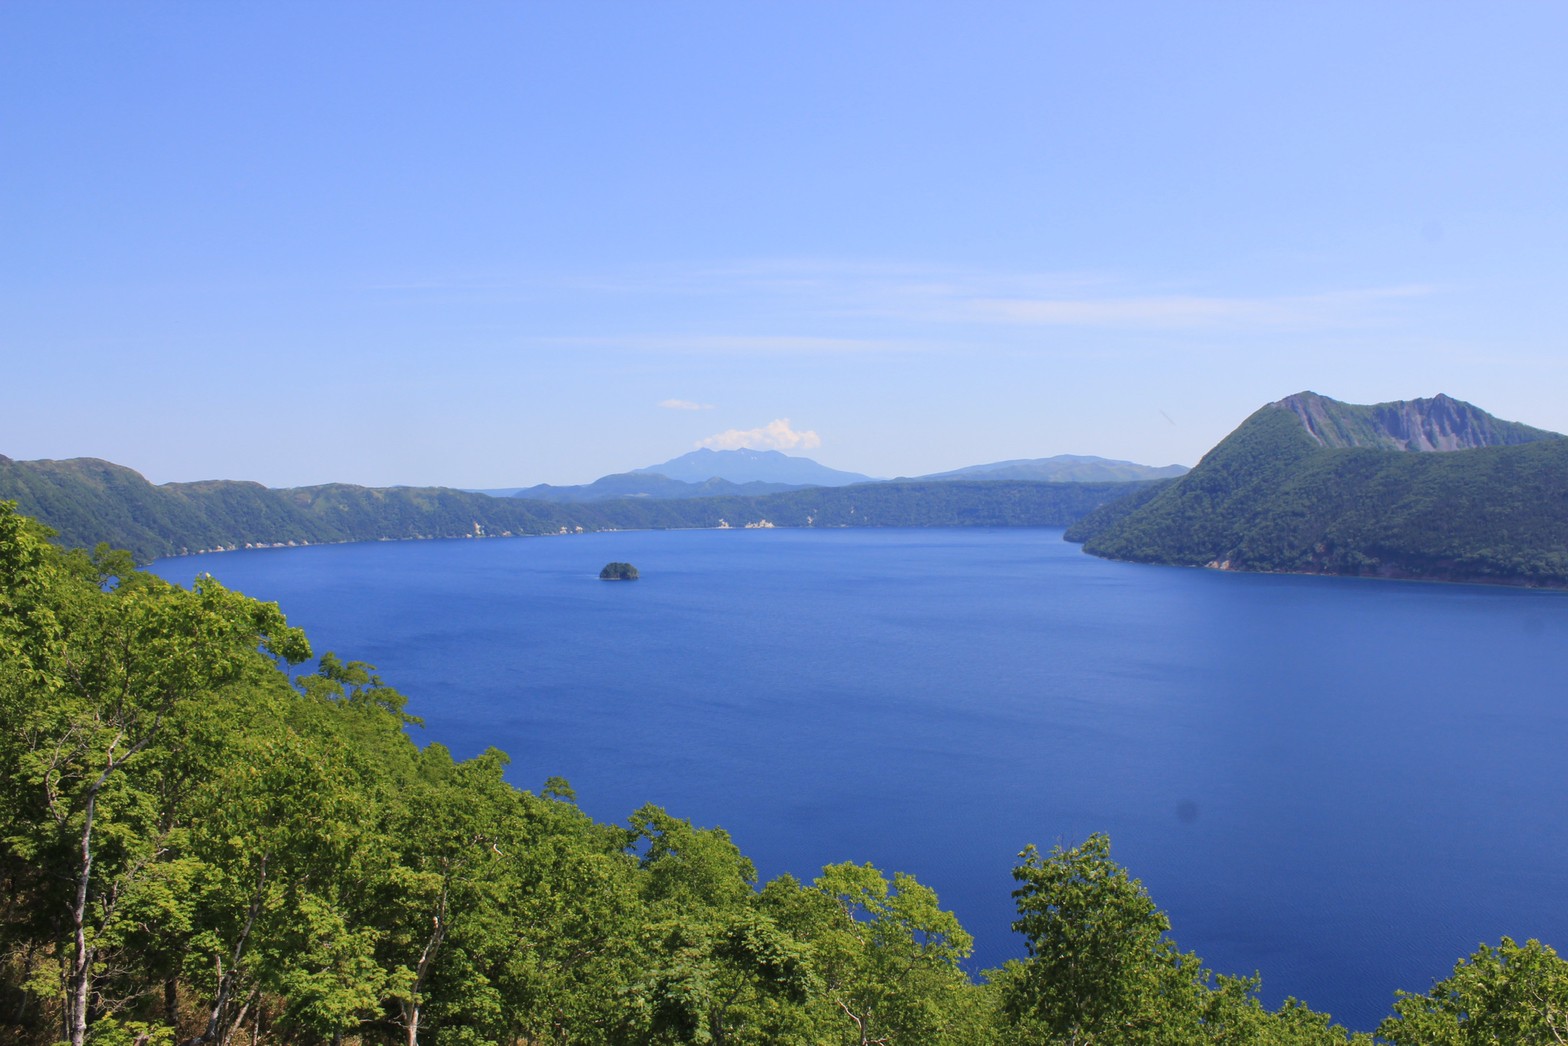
[0,504,310,1046]
[373,745,518,1046]
[618,806,829,1044]
[178,715,386,1046]
[1378,937,1568,1045]
[806,862,985,1045]
[1000,834,1367,1046]
[469,784,644,1045]
[1002,834,1193,1044]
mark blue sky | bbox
[5,3,1567,487]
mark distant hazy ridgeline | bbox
[0,453,1152,564]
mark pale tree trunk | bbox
[227,986,259,1046]
[399,877,450,1046]
[66,785,97,1046]
[62,727,159,1046]
[179,854,268,1046]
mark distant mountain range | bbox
[503,473,808,504]
[1068,392,1568,587]
[497,449,1183,503]
[915,454,1188,483]
[504,449,874,503]
[634,448,874,486]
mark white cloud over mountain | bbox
[697,418,822,452]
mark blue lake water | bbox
[153,527,1568,1032]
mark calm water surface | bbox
[154,528,1568,1031]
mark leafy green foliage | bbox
[1001,835,1371,1046]
[599,562,639,580]
[1378,937,1568,1045]
[805,862,988,1045]
[0,500,1558,1044]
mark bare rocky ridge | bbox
[1272,391,1560,452]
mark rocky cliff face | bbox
[1271,391,1561,451]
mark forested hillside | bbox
[3,502,1566,1044]
[0,455,1147,563]
[1070,395,1568,587]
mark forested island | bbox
[3,500,1567,1044]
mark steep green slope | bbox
[0,456,593,561]
[1060,476,1180,543]
[1074,394,1568,587]
[0,455,1148,562]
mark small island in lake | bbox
[599,561,639,580]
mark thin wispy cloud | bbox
[660,258,1431,333]
[697,418,822,452]
[659,398,716,411]
[536,334,916,356]
[603,260,1428,334]
[677,335,909,355]
[410,261,1435,353]
[947,285,1435,331]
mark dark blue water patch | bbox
[153,528,1568,1033]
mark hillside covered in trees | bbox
[1069,393,1568,587]
[4,500,1568,1044]
[0,455,1150,565]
